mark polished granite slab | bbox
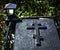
[14,19,60,50]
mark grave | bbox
[14,18,60,50]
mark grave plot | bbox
[14,19,60,50]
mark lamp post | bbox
[4,3,17,50]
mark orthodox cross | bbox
[27,21,47,46]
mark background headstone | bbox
[14,19,60,50]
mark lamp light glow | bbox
[8,9,14,15]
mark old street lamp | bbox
[4,3,17,50]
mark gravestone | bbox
[14,19,60,50]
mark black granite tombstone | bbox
[14,19,60,50]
